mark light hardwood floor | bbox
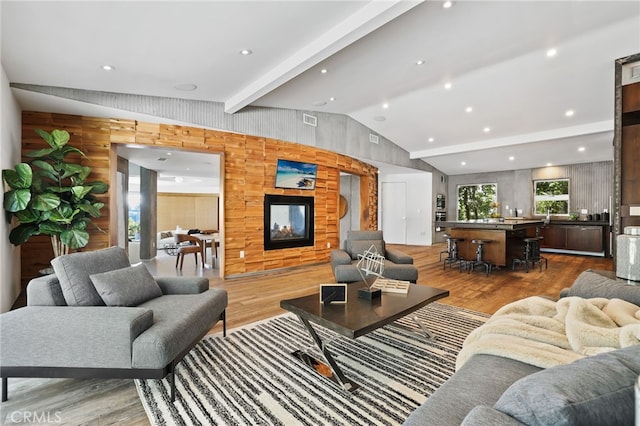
[0,244,612,425]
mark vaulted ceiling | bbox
[2,1,639,176]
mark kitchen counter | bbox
[436,219,544,231]
[539,221,611,257]
[546,220,611,226]
[436,220,542,267]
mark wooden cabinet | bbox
[540,226,566,249]
[566,226,603,252]
[540,223,609,256]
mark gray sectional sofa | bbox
[403,270,640,426]
[0,246,227,402]
[331,230,418,283]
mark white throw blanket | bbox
[456,296,640,370]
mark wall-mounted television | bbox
[275,159,317,190]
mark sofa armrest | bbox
[0,306,153,369]
[564,270,640,305]
[385,248,413,264]
[26,274,67,306]
[155,276,209,294]
[461,406,525,426]
[330,250,352,267]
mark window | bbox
[128,192,141,240]
[457,183,497,220]
[533,179,569,216]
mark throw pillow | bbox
[51,246,131,306]
[493,345,640,426]
[90,264,163,307]
[346,239,385,260]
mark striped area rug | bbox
[136,302,489,426]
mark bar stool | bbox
[467,239,492,276]
[513,237,548,272]
[439,233,452,262]
[443,237,465,270]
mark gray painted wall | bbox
[11,84,443,176]
[447,161,613,220]
[1,67,23,312]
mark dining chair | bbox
[174,233,204,270]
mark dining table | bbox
[190,232,220,268]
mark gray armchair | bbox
[330,230,418,283]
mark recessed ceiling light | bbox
[321,69,328,74]
[373,116,386,122]
[311,100,327,107]
[483,127,491,133]
[509,156,515,161]
[416,59,425,65]
[329,97,336,101]
[443,1,453,8]
[578,147,586,152]
[565,109,575,117]
[546,48,557,57]
[101,65,115,71]
[174,83,197,91]
[444,82,452,90]
[461,161,466,166]
[428,137,434,143]
[166,152,173,156]
[240,49,252,55]
[465,106,473,113]
[382,103,389,109]
[546,162,553,167]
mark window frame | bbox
[533,178,570,216]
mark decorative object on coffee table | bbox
[319,284,347,306]
[371,277,411,294]
[356,244,384,300]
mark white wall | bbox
[378,171,433,246]
[0,63,23,312]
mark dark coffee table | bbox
[280,282,449,391]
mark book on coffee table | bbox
[370,278,411,294]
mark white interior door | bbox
[381,182,406,244]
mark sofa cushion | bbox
[346,239,385,260]
[90,264,162,307]
[51,246,131,306]
[494,345,640,426]
[132,288,228,369]
[403,354,542,426]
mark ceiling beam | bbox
[409,120,614,159]
[224,0,423,114]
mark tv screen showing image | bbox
[275,159,317,190]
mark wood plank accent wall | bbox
[19,112,378,282]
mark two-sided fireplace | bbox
[264,194,314,250]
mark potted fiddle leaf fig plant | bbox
[2,129,108,257]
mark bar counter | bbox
[437,219,544,268]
